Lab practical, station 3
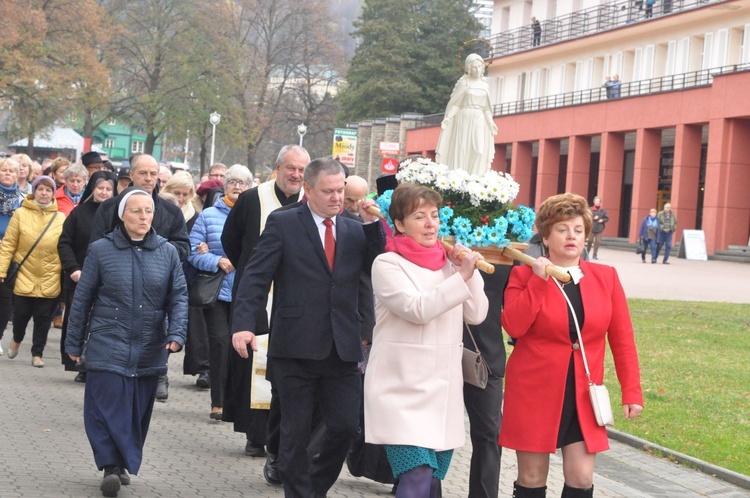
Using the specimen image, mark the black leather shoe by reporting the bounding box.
[263,453,282,485]
[195,372,210,389]
[156,373,168,401]
[245,441,266,457]
[74,371,87,383]
[116,467,130,486]
[100,467,121,497]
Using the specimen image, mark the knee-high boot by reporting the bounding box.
[561,483,594,497]
[513,481,547,497]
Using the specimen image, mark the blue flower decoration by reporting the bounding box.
[376,190,395,229]
[451,216,473,236]
[439,205,454,223]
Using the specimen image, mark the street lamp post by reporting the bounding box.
[297,123,307,147]
[209,112,221,165]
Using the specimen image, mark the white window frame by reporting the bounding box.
[104,139,115,149]
[131,141,144,154]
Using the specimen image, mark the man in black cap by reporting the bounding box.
[116,168,131,194]
[81,151,105,177]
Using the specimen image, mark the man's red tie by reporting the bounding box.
[323,219,335,270]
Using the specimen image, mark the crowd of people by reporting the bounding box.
[0,146,644,498]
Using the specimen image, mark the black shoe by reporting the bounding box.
[196,372,210,389]
[116,467,130,486]
[263,453,282,485]
[156,373,169,401]
[74,371,87,383]
[663,261,670,264]
[101,467,121,497]
[245,441,266,457]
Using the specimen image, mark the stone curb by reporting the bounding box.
[607,428,750,491]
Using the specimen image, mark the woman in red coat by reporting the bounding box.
[500,193,643,498]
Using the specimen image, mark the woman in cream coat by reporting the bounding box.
[365,183,488,498]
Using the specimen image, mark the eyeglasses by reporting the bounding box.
[226,179,249,187]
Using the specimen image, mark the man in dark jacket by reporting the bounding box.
[89,154,189,261]
[585,196,608,260]
[220,144,309,481]
[89,154,190,401]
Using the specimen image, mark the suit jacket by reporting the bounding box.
[499,260,643,453]
[231,203,384,362]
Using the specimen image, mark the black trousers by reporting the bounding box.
[60,288,78,371]
[273,350,361,498]
[182,306,210,375]
[0,283,12,341]
[203,301,230,408]
[464,376,504,498]
[12,294,57,357]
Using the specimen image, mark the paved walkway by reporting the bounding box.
[1,250,748,497]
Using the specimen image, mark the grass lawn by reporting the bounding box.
[604,298,750,476]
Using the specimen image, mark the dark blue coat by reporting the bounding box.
[65,226,188,378]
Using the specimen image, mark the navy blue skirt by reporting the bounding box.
[84,371,158,474]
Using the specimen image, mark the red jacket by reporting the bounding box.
[54,185,77,216]
[500,260,643,453]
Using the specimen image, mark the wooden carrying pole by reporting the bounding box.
[364,205,570,282]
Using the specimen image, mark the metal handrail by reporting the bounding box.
[411,63,750,128]
[487,0,721,58]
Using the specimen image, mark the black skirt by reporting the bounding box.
[556,280,585,448]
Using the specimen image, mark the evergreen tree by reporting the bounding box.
[337,0,482,122]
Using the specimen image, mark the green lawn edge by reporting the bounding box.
[604,298,750,476]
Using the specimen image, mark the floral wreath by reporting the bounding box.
[376,158,535,248]
[456,38,494,73]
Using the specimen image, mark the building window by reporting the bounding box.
[109,118,117,125]
[131,141,144,154]
[104,139,115,149]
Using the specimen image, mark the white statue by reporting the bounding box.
[435,53,498,176]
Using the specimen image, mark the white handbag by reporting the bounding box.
[554,278,615,427]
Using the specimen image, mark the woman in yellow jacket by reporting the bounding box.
[0,176,65,367]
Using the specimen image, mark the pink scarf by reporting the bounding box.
[385,234,447,271]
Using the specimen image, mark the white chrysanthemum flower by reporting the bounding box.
[434,175,450,190]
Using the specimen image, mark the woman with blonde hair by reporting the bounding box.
[160,171,201,230]
[0,157,26,355]
[501,193,643,498]
[160,171,209,389]
[10,154,34,196]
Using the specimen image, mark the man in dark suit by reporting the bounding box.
[231,157,384,498]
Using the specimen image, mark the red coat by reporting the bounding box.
[499,260,643,453]
[54,186,76,216]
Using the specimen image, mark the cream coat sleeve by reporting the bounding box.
[372,254,488,326]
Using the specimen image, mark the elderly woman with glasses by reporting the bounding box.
[55,163,89,216]
[188,164,253,420]
[65,187,188,497]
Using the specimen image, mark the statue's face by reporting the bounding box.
[467,60,483,78]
